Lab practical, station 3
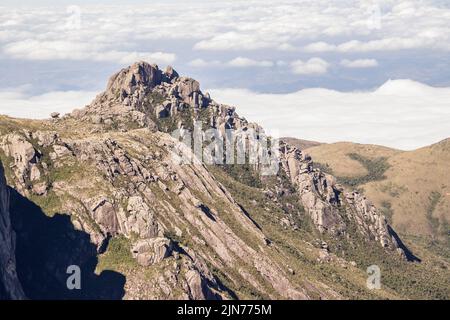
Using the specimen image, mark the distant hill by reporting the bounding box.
[1,62,449,300]
[304,140,450,241]
[281,137,322,150]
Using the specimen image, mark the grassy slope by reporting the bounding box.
[2,115,449,299]
[305,140,450,241]
[209,165,450,300]
[281,137,323,150]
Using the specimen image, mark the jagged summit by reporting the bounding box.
[106,61,179,96]
[103,61,201,107]
[70,60,253,136]
[2,61,440,301]
[66,61,406,256]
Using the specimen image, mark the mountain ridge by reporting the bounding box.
[304,139,450,240]
[0,61,448,300]
[72,61,403,252]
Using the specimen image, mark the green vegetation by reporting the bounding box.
[408,234,450,262]
[211,163,450,300]
[425,191,449,243]
[380,182,407,198]
[210,166,388,299]
[97,236,136,272]
[379,200,394,224]
[337,153,390,187]
[426,191,442,233]
[49,162,83,183]
[220,164,263,188]
[0,150,15,184]
[148,91,165,105]
[313,162,334,175]
[1,109,449,300]
[327,207,450,300]
[28,191,62,217]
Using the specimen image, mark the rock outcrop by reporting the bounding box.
[279,142,402,253]
[0,162,25,300]
[72,61,250,135]
[78,61,403,255]
[131,238,173,267]
[0,61,418,300]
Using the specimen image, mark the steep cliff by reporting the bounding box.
[72,61,403,255]
[0,61,447,300]
[0,162,25,300]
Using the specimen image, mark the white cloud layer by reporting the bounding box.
[0,80,450,150]
[340,59,379,68]
[227,57,274,68]
[1,1,450,62]
[291,58,330,75]
[0,1,449,151]
[209,80,450,150]
[0,1,449,93]
[1,79,450,150]
[3,39,176,65]
[188,59,221,68]
[188,57,275,68]
[0,88,97,119]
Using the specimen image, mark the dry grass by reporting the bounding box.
[305,140,450,238]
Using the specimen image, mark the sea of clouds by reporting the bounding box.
[0,0,449,149]
[210,80,450,150]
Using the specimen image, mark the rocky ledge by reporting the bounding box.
[0,61,417,300]
[69,61,405,256]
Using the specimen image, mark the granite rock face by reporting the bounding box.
[279,142,402,253]
[0,61,415,300]
[0,162,26,300]
[80,61,404,255]
[72,61,250,136]
[131,238,173,267]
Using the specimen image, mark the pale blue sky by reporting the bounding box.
[1,0,450,149]
[1,0,450,93]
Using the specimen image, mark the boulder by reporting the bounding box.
[32,182,48,196]
[131,237,173,267]
[164,65,179,81]
[178,78,200,104]
[90,197,119,234]
[126,196,162,238]
[29,164,41,182]
[0,134,39,186]
[185,269,205,300]
[53,145,72,158]
[31,131,58,147]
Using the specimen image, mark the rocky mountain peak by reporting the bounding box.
[71,60,247,135]
[65,61,408,258]
[1,60,442,300]
[106,61,179,98]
